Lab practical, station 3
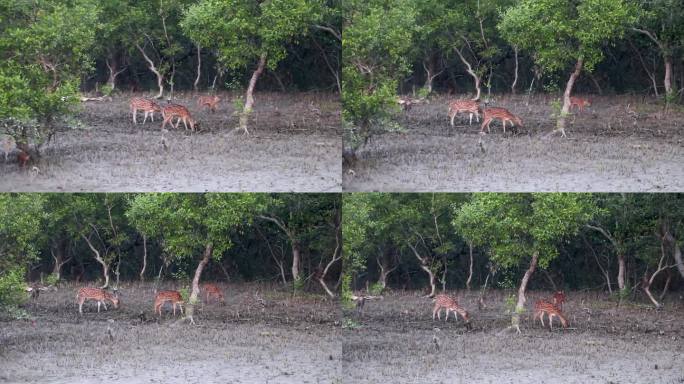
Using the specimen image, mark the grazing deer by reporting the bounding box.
[161,104,198,132]
[130,97,161,124]
[202,283,225,305]
[17,151,30,168]
[154,290,184,316]
[76,287,120,314]
[432,294,471,328]
[2,135,15,161]
[481,107,523,133]
[448,100,481,126]
[197,95,221,113]
[533,299,568,330]
[569,96,591,112]
[552,291,566,311]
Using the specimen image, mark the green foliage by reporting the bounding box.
[342,0,417,149]
[182,0,324,71]
[44,273,60,286]
[340,274,355,308]
[0,0,99,149]
[342,317,361,329]
[454,193,598,269]
[0,267,28,310]
[499,0,637,72]
[368,282,384,296]
[293,276,305,293]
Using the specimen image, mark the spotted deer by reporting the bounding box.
[533,299,568,330]
[197,95,221,113]
[76,287,120,314]
[448,100,481,126]
[161,104,198,132]
[569,96,591,112]
[154,290,184,316]
[481,107,523,133]
[202,283,225,305]
[432,293,471,328]
[130,97,161,124]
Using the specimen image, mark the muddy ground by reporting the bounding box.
[342,290,684,383]
[0,92,341,192]
[0,282,341,383]
[343,94,684,192]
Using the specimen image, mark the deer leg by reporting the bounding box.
[79,299,84,314]
[450,112,455,127]
[97,301,101,313]
[102,301,108,311]
[142,112,149,124]
[469,113,473,125]
[132,109,138,124]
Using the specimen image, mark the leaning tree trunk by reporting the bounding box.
[291,241,302,283]
[408,243,436,297]
[140,235,147,282]
[466,242,474,291]
[554,58,583,138]
[454,47,481,101]
[185,243,213,325]
[50,241,71,280]
[238,53,267,134]
[105,54,126,91]
[511,45,519,94]
[318,216,342,298]
[81,234,110,289]
[194,43,201,92]
[135,43,164,99]
[664,231,684,279]
[512,251,539,333]
[617,253,626,291]
[664,57,673,96]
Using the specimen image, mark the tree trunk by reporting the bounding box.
[617,253,626,291]
[50,241,71,280]
[663,230,683,279]
[135,43,164,99]
[422,57,441,95]
[376,251,396,291]
[511,46,519,94]
[512,251,539,333]
[194,44,201,92]
[185,243,213,325]
[466,243,474,290]
[105,56,126,91]
[291,241,302,282]
[238,53,267,134]
[454,47,481,101]
[555,58,583,138]
[81,234,110,289]
[664,57,673,96]
[140,235,147,282]
[408,243,436,297]
[318,212,342,298]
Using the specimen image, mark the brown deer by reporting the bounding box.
[448,99,481,126]
[569,97,591,112]
[481,107,523,133]
[533,299,568,330]
[161,104,198,132]
[552,291,566,311]
[154,290,184,316]
[18,151,30,168]
[201,283,225,305]
[76,287,120,314]
[130,97,161,124]
[432,293,471,329]
[197,95,221,113]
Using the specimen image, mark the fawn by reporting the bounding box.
[202,283,225,305]
[76,287,120,314]
[2,135,15,162]
[569,97,591,112]
[448,99,481,126]
[161,104,198,132]
[432,293,471,327]
[154,290,184,316]
[17,150,30,168]
[533,300,568,330]
[197,95,221,113]
[130,97,161,124]
[481,107,523,133]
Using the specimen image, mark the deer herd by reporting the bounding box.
[74,283,225,316]
[429,290,568,331]
[130,94,221,133]
[441,96,591,134]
